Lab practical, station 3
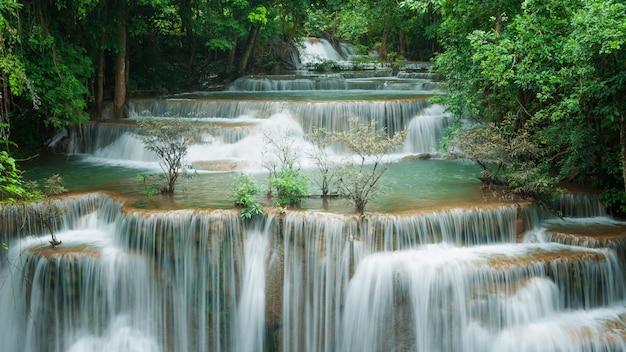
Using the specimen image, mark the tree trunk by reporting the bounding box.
[114,23,127,119]
[96,33,105,118]
[226,33,238,77]
[280,19,299,61]
[179,0,194,69]
[379,16,390,61]
[332,11,339,42]
[398,30,406,59]
[619,114,626,191]
[238,25,260,77]
[1,71,10,146]
[180,0,193,47]
[379,28,388,61]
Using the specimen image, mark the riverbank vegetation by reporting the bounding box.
[1,0,625,214]
[404,0,626,214]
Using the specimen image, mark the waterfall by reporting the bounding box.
[1,194,626,351]
[228,75,349,91]
[67,123,137,154]
[234,222,272,352]
[125,98,430,138]
[402,104,453,154]
[0,209,159,352]
[299,38,352,66]
[281,212,353,352]
[359,205,519,253]
[115,209,244,352]
[227,75,441,93]
[339,242,623,352]
[11,30,626,350]
[0,193,119,257]
[70,99,453,171]
[64,65,448,173]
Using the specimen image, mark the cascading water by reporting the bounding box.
[340,242,624,352]
[70,80,446,172]
[298,37,355,68]
[1,193,626,351]
[402,104,453,154]
[6,40,626,351]
[0,209,161,352]
[234,222,272,352]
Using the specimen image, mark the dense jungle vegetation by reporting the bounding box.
[1,0,626,214]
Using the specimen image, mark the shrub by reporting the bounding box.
[269,166,309,207]
[446,121,563,204]
[231,173,263,220]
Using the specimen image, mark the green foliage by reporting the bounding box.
[1,148,67,247]
[137,118,193,194]
[307,59,344,72]
[23,27,92,129]
[43,174,68,196]
[336,7,369,42]
[302,8,334,37]
[247,5,268,25]
[0,150,43,204]
[599,188,626,217]
[231,173,263,219]
[262,130,300,195]
[135,172,162,196]
[1,147,68,204]
[334,118,407,214]
[447,120,563,203]
[427,0,626,201]
[270,166,309,207]
[0,0,26,97]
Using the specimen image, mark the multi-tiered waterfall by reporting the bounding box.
[2,41,626,351]
[1,194,625,352]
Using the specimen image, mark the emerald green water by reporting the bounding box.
[23,155,482,213]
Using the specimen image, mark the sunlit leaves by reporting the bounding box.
[247,5,268,25]
[0,0,27,97]
[0,151,44,204]
[569,0,626,56]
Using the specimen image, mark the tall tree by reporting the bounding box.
[113,0,128,119]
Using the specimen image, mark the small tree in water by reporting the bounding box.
[308,127,337,198]
[334,118,406,214]
[137,118,193,194]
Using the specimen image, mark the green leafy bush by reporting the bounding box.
[231,173,263,219]
[600,188,626,218]
[0,150,43,204]
[269,166,309,207]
